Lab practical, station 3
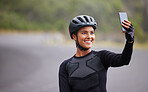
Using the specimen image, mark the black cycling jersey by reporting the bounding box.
[59,41,133,92]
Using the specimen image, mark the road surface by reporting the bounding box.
[0,34,148,92]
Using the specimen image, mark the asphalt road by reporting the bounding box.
[0,34,148,92]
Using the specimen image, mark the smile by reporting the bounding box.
[84,40,92,44]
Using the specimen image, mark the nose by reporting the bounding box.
[87,33,91,39]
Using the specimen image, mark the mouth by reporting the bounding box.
[84,40,92,44]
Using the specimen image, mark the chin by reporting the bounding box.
[84,45,92,49]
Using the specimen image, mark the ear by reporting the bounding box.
[72,34,77,41]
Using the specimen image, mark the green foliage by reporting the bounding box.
[0,0,146,41]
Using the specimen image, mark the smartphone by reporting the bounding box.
[118,12,128,32]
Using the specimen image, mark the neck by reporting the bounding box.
[75,47,91,57]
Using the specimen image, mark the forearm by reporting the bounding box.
[121,41,133,65]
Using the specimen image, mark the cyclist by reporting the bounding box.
[59,15,134,92]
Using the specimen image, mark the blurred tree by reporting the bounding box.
[143,0,148,32]
[0,0,147,41]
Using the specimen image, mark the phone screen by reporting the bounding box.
[118,12,128,32]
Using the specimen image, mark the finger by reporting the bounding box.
[122,21,131,26]
[124,20,131,24]
[122,24,129,29]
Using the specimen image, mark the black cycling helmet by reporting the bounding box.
[69,15,97,39]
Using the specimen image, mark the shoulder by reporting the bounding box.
[93,50,117,59]
[92,50,111,55]
[59,57,73,69]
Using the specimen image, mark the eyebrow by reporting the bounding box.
[80,30,94,32]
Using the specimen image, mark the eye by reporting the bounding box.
[82,31,87,34]
[91,31,94,34]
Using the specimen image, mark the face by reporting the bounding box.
[73,26,95,49]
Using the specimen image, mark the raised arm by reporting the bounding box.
[100,20,135,67]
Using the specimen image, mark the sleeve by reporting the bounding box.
[59,61,71,92]
[100,41,133,67]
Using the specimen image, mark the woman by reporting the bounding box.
[59,15,134,92]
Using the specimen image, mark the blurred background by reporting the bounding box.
[0,0,148,42]
[0,0,148,92]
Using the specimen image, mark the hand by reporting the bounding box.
[122,20,135,43]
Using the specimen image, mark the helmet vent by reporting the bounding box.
[90,17,93,22]
[84,16,89,22]
[77,17,84,23]
[72,20,79,24]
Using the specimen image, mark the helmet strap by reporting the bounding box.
[75,34,89,51]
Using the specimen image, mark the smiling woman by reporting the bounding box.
[59,15,135,92]
[72,26,95,56]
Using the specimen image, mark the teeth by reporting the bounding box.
[85,40,91,43]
